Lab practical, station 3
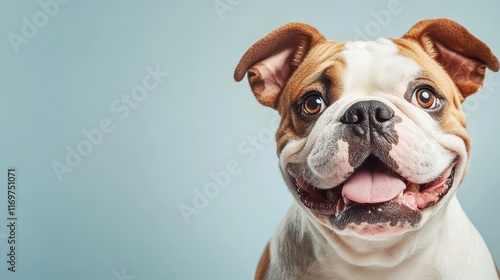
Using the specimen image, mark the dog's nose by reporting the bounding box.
[340,100,395,137]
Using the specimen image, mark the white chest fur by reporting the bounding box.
[268,198,497,280]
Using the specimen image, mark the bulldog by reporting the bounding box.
[234,19,500,280]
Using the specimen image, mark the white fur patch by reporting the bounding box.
[341,39,420,99]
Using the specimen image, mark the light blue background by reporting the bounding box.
[0,0,499,279]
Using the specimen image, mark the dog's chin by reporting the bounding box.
[288,156,457,236]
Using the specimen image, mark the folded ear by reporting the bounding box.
[403,18,499,101]
[234,22,326,108]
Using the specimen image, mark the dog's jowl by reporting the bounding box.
[234,19,499,280]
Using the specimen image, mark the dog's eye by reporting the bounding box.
[302,93,325,115]
[411,87,439,109]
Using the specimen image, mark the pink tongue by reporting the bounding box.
[342,168,406,204]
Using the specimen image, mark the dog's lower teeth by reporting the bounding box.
[343,197,353,206]
[398,190,404,199]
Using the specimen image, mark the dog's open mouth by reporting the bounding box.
[289,156,456,219]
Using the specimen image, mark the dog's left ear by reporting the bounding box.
[403,18,499,101]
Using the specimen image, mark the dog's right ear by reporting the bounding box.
[234,23,326,108]
[403,18,499,101]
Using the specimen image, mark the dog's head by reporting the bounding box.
[234,19,498,239]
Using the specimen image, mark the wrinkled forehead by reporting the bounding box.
[279,38,458,105]
[341,39,421,96]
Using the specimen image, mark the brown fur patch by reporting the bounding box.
[255,242,271,280]
[496,262,500,279]
[275,42,346,154]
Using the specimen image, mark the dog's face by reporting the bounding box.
[235,20,498,238]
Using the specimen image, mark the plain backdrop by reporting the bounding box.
[0,1,499,279]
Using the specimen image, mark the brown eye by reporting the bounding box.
[412,87,438,109]
[302,93,325,115]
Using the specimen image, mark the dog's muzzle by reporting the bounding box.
[288,100,457,229]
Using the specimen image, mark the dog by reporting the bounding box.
[234,19,499,279]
